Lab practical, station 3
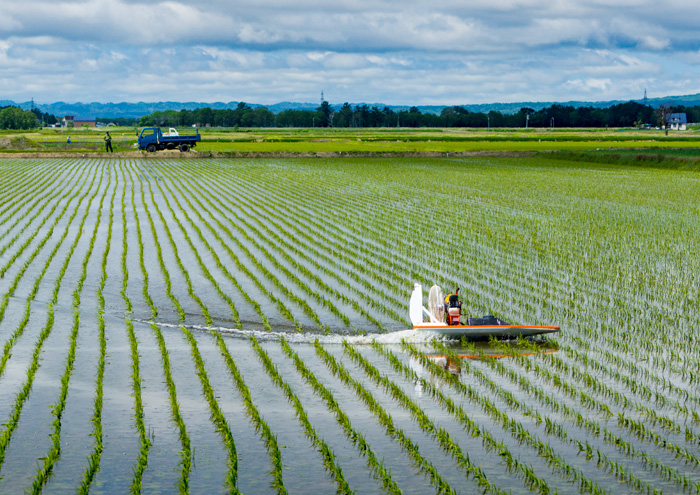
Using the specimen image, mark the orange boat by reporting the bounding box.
[409,283,560,338]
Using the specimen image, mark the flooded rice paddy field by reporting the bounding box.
[0,156,698,494]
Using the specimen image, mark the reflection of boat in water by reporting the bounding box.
[410,283,560,339]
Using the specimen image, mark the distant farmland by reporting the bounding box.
[0,156,698,494]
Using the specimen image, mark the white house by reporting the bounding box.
[668,113,687,131]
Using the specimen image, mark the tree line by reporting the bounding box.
[1,101,698,130]
[137,101,698,129]
[0,106,58,130]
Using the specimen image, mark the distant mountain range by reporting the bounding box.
[4,93,700,119]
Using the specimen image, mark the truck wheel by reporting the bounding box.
[146,144,157,153]
[166,143,175,150]
[179,144,190,152]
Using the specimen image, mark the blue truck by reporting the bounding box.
[138,127,201,152]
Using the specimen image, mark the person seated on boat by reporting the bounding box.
[444,288,462,325]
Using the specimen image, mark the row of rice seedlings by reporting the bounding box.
[148,165,293,331]
[347,342,542,495]
[0,159,71,240]
[140,165,239,325]
[459,340,700,494]
[560,334,700,419]
[117,162,151,493]
[133,166,242,491]
[178,163,409,331]
[124,163,157,320]
[556,337,700,428]
[197,163,409,322]
[166,181,318,331]
[0,164,97,376]
[523,344,700,462]
[179,162,407,309]
[505,338,700,462]
[139,164,266,330]
[0,163,102,470]
[137,165,211,323]
[250,336,353,494]
[125,163,191,492]
[148,320,192,493]
[312,340,456,495]
[31,164,111,493]
[0,159,32,200]
[157,164,352,331]
[213,332,286,494]
[400,341,617,495]
[78,169,119,493]
[205,165,409,303]
[423,341,669,495]
[0,160,84,276]
[0,159,51,222]
[166,162,391,330]
[180,327,239,493]
[279,338,400,494]
[135,167,185,321]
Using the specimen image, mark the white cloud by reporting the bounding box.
[1,0,699,104]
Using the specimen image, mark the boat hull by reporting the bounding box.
[413,324,559,338]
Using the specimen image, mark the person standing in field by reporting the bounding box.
[104,131,113,152]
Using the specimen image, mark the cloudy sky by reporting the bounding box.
[2,0,700,105]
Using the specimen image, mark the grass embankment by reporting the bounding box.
[1,127,699,156]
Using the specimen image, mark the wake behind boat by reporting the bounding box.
[409,283,559,338]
